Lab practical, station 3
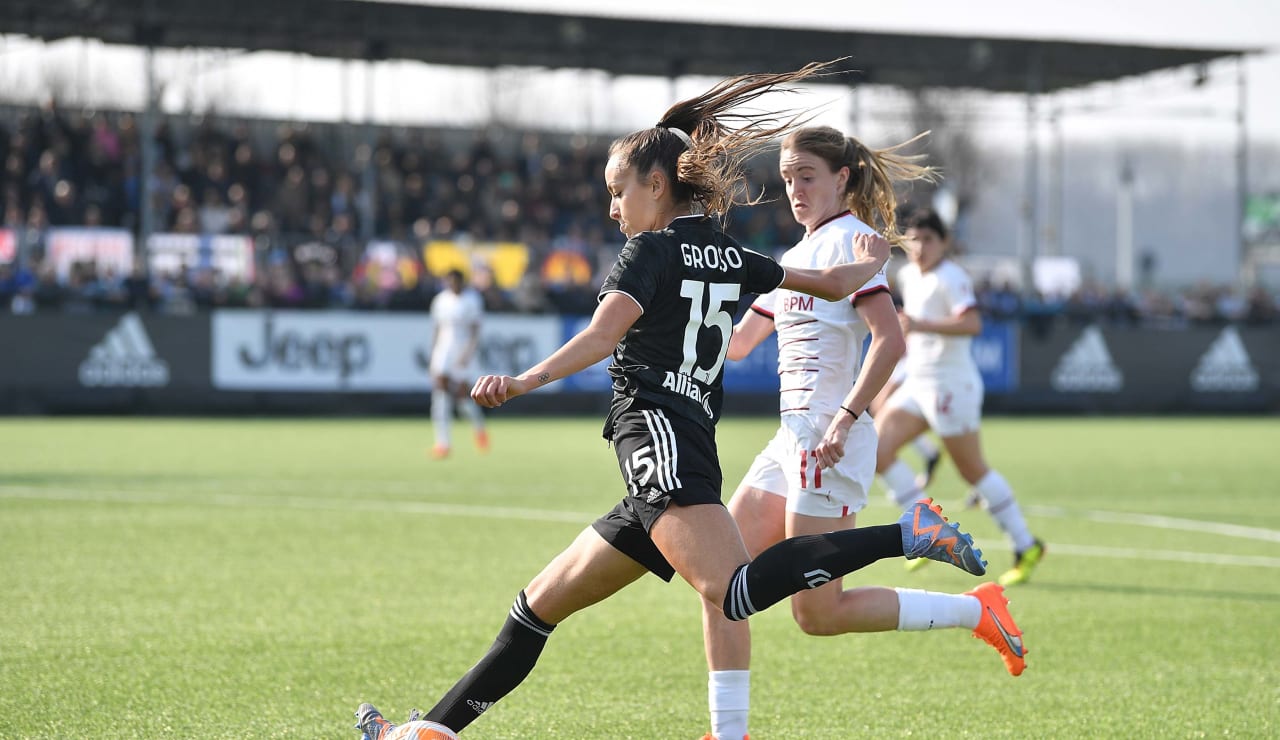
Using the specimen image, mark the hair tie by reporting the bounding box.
[664,126,694,149]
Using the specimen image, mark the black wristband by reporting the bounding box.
[840,405,862,418]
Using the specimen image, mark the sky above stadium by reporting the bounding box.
[369,0,1279,139]
[390,0,1276,50]
[1,0,1276,145]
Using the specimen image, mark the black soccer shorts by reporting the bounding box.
[591,404,724,581]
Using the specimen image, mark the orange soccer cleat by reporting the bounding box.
[966,582,1027,676]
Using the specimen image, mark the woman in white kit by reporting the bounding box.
[875,207,1045,585]
[698,129,1026,740]
[428,268,489,459]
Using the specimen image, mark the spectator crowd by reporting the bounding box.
[0,101,1276,326]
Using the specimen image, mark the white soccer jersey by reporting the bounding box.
[751,212,889,417]
[897,258,978,379]
[429,287,483,376]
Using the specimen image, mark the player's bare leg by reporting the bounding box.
[941,430,1044,585]
[450,379,489,453]
[875,407,930,509]
[430,375,453,459]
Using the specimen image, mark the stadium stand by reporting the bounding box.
[0,102,1276,325]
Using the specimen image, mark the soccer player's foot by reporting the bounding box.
[998,539,1046,586]
[475,429,490,453]
[900,498,987,576]
[966,582,1027,676]
[963,489,983,509]
[354,703,396,740]
[430,443,450,460]
[915,450,943,489]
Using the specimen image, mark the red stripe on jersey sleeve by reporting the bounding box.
[850,284,890,305]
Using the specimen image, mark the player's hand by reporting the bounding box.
[814,423,849,469]
[852,232,891,270]
[471,374,529,407]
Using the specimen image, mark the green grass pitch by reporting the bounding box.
[1,415,1277,738]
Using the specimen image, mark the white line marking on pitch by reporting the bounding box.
[1025,504,1280,543]
[3,485,1279,569]
[0,486,592,524]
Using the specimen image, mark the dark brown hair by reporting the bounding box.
[781,126,937,243]
[608,61,839,217]
[902,206,949,241]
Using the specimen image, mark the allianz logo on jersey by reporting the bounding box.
[78,312,170,387]
[1051,325,1122,392]
[1191,327,1259,392]
[662,371,714,418]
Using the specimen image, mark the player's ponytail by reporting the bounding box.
[609,60,841,217]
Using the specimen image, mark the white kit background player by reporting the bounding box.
[698,128,1026,740]
[870,353,945,489]
[428,268,489,459]
[874,207,1045,586]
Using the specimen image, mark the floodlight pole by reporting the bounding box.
[1048,101,1064,257]
[360,45,383,243]
[139,45,159,263]
[1236,55,1250,287]
[1020,55,1043,293]
[849,83,861,136]
[1117,157,1135,291]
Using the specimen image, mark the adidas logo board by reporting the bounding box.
[1191,327,1259,392]
[1050,325,1122,392]
[78,312,170,387]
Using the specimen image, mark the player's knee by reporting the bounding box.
[703,582,731,616]
[954,460,989,486]
[792,600,842,636]
[875,449,896,473]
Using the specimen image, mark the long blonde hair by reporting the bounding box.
[781,126,938,243]
[608,60,840,217]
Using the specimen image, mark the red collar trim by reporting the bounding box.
[810,210,852,234]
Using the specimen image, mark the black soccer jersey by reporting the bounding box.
[598,215,785,437]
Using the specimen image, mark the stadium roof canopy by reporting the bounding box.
[0,0,1253,93]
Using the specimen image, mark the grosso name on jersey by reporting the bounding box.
[680,241,743,272]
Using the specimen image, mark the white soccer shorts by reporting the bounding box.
[738,412,877,518]
[884,373,984,438]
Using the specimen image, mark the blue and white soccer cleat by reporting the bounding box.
[899,497,987,576]
[355,702,395,740]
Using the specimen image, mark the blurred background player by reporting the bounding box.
[875,207,1045,586]
[870,355,944,489]
[428,268,488,459]
[699,127,1024,740]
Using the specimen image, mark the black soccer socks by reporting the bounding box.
[425,590,555,731]
[722,523,904,620]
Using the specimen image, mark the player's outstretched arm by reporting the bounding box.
[471,293,641,408]
[726,309,774,361]
[780,233,890,301]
